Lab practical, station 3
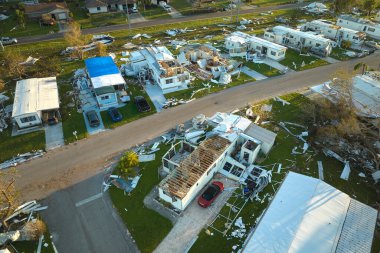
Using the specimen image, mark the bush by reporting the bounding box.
[341,40,352,49]
[118,151,139,178]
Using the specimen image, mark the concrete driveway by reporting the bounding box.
[153,176,239,253]
[41,172,139,253]
[83,109,105,135]
[45,122,64,150]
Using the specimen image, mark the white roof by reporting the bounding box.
[310,20,363,35]
[12,77,59,117]
[229,31,287,51]
[273,25,332,44]
[208,112,252,142]
[243,172,377,253]
[244,123,277,145]
[90,74,126,89]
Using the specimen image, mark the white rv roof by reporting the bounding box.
[273,25,332,43]
[230,31,287,51]
[310,20,364,35]
[12,77,59,117]
[242,172,377,253]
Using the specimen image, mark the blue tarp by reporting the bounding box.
[84,56,120,78]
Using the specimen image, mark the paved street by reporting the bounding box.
[17,3,300,45]
[41,173,139,253]
[12,53,379,253]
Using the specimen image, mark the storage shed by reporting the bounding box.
[12,77,59,129]
[244,123,277,154]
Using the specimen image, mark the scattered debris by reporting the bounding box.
[111,175,141,193]
[274,96,290,106]
[0,150,44,170]
[358,172,365,178]
[138,154,155,162]
[261,104,272,112]
[317,161,324,180]
[20,56,39,65]
[340,162,351,180]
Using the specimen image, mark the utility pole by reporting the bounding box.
[125,0,131,31]
[236,0,241,25]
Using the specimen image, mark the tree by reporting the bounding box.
[64,22,90,60]
[363,0,375,15]
[332,0,356,13]
[0,79,5,92]
[0,169,19,230]
[354,62,368,74]
[96,42,107,56]
[4,49,25,79]
[15,9,25,28]
[118,151,139,178]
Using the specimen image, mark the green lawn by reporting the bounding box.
[280,49,329,71]
[0,128,45,163]
[12,228,55,253]
[244,61,282,77]
[246,0,296,6]
[139,5,171,20]
[165,73,254,101]
[100,83,156,129]
[330,47,352,61]
[109,143,173,253]
[0,13,58,37]
[190,93,379,253]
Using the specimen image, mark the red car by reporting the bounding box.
[198,181,224,208]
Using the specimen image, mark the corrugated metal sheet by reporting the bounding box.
[12,77,59,117]
[244,123,277,146]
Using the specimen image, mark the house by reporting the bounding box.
[225,31,287,60]
[301,2,329,14]
[311,71,380,118]
[302,19,366,46]
[264,25,333,56]
[151,0,169,5]
[12,77,59,129]
[178,44,241,83]
[337,15,380,40]
[85,0,136,14]
[243,123,277,154]
[84,56,126,109]
[242,172,378,253]
[125,46,191,94]
[24,2,69,21]
[158,113,276,210]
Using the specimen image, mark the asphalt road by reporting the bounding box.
[15,52,380,201]
[41,172,139,253]
[17,3,300,44]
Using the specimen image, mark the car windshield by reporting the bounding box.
[202,185,220,201]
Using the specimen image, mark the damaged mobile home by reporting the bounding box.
[225,31,287,60]
[302,19,366,46]
[158,113,276,210]
[12,77,60,129]
[337,15,380,40]
[124,46,191,94]
[178,44,241,84]
[242,172,378,253]
[311,71,380,118]
[84,56,126,109]
[264,25,333,56]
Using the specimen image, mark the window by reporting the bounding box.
[368,27,376,32]
[353,36,359,40]
[97,6,101,10]
[339,20,342,23]
[101,95,109,100]
[243,152,250,161]
[270,51,276,56]
[316,43,321,47]
[165,79,173,84]
[256,46,261,50]
[279,51,284,56]
[328,30,331,33]
[20,116,37,123]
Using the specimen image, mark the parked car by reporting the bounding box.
[108,107,122,122]
[86,110,100,127]
[0,37,17,45]
[163,5,172,12]
[127,7,138,14]
[198,181,224,208]
[134,96,151,113]
[47,111,59,125]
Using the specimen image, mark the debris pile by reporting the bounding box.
[230,217,247,239]
[0,150,44,170]
[0,201,48,248]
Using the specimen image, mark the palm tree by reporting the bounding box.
[354,62,368,74]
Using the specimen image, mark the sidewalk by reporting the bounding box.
[241,66,268,80]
